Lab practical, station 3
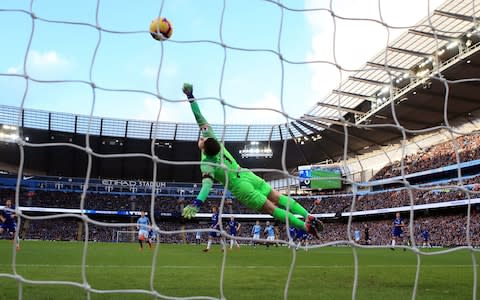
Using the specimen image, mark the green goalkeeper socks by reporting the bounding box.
[278,195,309,218]
[272,207,306,231]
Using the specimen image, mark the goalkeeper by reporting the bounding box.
[181,83,323,238]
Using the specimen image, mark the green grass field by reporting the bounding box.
[0,240,477,299]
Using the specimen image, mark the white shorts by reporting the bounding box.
[267,236,275,241]
[138,229,148,239]
[253,234,260,240]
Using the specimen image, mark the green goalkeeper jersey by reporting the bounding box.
[190,101,272,211]
[191,101,241,201]
[188,98,311,232]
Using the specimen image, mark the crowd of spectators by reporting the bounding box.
[374,132,480,179]
[23,218,79,241]
[298,175,480,214]
[0,190,181,212]
[320,213,480,247]
[9,212,480,247]
[2,131,480,248]
[0,174,479,216]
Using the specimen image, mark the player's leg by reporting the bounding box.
[14,233,20,250]
[268,188,323,233]
[267,189,309,218]
[261,200,307,231]
[11,227,20,250]
[229,234,239,249]
[297,238,304,251]
[219,236,226,252]
[205,236,212,252]
[138,232,145,250]
[270,236,276,247]
[252,233,259,247]
[138,230,148,250]
[295,240,301,251]
[204,235,213,252]
[231,177,310,233]
[248,173,311,220]
[391,231,400,250]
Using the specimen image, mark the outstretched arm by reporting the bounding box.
[183,83,216,140]
[197,174,213,202]
[182,166,215,219]
[181,83,217,219]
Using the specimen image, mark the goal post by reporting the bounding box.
[115,230,138,243]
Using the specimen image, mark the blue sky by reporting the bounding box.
[0,0,444,125]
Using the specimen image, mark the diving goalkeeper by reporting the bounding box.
[181,83,323,238]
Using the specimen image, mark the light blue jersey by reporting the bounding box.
[137,216,150,231]
[265,225,275,238]
[354,230,361,241]
[252,224,261,235]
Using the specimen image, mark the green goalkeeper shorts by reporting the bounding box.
[229,170,272,211]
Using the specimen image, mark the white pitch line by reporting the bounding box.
[0,264,476,269]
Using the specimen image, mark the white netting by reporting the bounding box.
[115,230,137,243]
[0,0,480,299]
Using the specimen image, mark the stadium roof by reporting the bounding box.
[303,0,480,126]
[292,0,480,161]
[0,105,290,142]
[1,0,480,161]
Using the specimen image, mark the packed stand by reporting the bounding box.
[0,189,181,213]
[0,180,478,215]
[374,133,480,179]
[5,212,479,247]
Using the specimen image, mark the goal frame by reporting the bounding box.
[115,230,138,243]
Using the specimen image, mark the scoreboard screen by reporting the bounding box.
[298,165,342,190]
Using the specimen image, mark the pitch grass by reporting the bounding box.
[0,241,478,299]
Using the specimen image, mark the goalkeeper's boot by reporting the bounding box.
[308,215,323,232]
[305,215,320,239]
[203,248,210,252]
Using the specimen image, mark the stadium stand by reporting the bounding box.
[373,132,480,179]
[14,212,480,248]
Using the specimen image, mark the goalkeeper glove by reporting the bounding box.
[182,83,194,100]
[182,199,202,219]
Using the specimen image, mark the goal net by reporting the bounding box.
[0,0,479,299]
[115,231,138,243]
